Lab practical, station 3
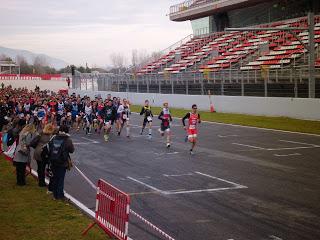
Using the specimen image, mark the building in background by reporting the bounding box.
[170,0,320,36]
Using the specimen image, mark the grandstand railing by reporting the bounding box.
[73,66,320,98]
[160,34,194,56]
[170,0,220,15]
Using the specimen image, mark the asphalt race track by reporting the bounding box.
[63,113,320,240]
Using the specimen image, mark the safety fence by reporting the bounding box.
[81,176,176,240]
[1,132,176,240]
[83,179,130,240]
[72,66,320,98]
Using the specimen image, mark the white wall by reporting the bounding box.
[0,79,67,92]
[72,90,320,120]
[1,79,318,120]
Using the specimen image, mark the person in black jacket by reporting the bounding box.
[158,102,173,148]
[0,104,9,132]
[49,125,74,200]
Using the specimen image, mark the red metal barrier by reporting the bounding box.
[83,179,130,240]
[0,74,63,80]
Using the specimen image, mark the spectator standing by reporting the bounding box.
[30,123,55,187]
[49,125,74,200]
[13,124,36,186]
[66,77,71,89]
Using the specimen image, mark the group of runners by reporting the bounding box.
[0,86,201,154]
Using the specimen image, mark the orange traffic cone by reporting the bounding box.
[208,90,216,113]
[210,103,215,113]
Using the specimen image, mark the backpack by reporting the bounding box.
[41,143,50,163]
[18,133,31,156]
[48,136,68,165]
[7,128,19,147]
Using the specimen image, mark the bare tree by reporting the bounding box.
[0,54,13,62]
[16,55,32,74]
[33,55,48,74]
[110,52,125,69]
[151,51,162,62]
[131,49,138,69]
[33,55,48,67]
[137,49,150,67]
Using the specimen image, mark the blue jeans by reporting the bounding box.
[52,166,66,199]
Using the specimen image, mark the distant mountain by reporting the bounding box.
[0,46,69,70]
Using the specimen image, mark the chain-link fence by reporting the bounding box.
[72,66,320,98]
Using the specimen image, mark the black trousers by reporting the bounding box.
[52,166,66,199]
[15,162,27,186]
[36,160,46,187]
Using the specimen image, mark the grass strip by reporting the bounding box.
[0,156,108,240]
[130,105,320,135]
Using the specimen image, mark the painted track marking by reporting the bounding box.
[127,176,165,194]
[163,173,194,177]
[195,172,246,188]
[127,172,247,195]
[81,136,99,143]
[232,143,266,150]
[233,140,320,151]
[279,139,320,147]
[274,153,301,157]
[218,134,239,138]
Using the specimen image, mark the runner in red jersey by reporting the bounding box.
[182,104,201,154]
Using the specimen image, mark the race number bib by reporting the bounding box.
[147,116,152,122]
[189,125,196,130]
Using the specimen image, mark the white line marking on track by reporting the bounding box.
[274,153,301,157]
[136,176,151,180]
[165,186,245,195]
[201,119,320,137]
[232,142,320,151]
[74,142,96,145]
[279,139,320,147]
[167,152,180,155]
[81,137,99,143]
[127,176,165,194]
[269,235,283,240]
[195,172,247,188]
[163,173,194,177]
[267,146,320,151]
[232,143,266,150]
[154,152,180,156]
[131,111,320,137]
[128,172,247,195]
[218,134,239,138]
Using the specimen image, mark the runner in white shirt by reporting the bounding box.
[117,98,131,138]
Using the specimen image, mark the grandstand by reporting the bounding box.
[75,0,320,98]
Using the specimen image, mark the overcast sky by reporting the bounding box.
[0,0,191,67]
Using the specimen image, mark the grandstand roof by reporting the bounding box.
[170,0,267,22]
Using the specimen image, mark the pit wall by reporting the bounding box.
[72,89,320,121]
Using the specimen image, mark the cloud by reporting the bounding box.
[0,0,191,66]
